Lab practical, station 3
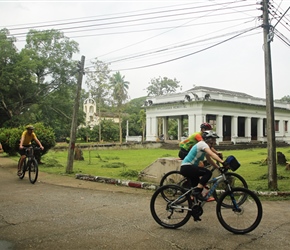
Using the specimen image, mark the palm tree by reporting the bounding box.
[109,71,129,143]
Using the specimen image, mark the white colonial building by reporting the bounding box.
[145,86,290,145]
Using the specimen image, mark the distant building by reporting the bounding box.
[83,94,119,128]
[144,86,290,144]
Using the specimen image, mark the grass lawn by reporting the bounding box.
[27,146,290,192]
[9,145,290,192]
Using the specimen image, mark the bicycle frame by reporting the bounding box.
[19,145,40,184]
[168,169,236,211]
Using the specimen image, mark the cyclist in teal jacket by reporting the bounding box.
[180,130,225,201]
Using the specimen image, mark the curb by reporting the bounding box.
[75,174,158,190]
[75,174,290,196]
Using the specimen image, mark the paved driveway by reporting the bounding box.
[1,156,290,250]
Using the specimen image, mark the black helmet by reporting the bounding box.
[200,122,212,130]
[202,130,219,140]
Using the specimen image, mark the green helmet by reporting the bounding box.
[25,125,34,130]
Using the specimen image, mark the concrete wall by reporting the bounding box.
[138,157,181,184]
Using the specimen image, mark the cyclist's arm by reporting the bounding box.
[204,148,223,168]
[19,136,25,149]
[34,137,44,150]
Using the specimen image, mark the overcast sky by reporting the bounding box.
[1,0,289,100]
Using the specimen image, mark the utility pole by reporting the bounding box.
[262,0,277,189]
[66,55,85,174]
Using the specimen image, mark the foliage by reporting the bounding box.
[0,28,34,126]
[85,59,111,142]
[85,120,119,142]
[0,123,56,156]
[280,95,290,103]
[77,127,92,141]
[168,119,178,139]
[146,76,181,96]
[138,109,146,141]
[100,119,120,141]
[109,71,130,143]
[120,169,139,178]
[0,28,82,140]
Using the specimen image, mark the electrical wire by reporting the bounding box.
[86,26,261,72]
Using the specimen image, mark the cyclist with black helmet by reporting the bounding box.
[180,130,225,201]
[18,125,44,176]
[178,122,221,160]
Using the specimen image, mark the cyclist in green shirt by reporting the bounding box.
[178,122,213,160]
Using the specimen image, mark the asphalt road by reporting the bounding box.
[1,156,290,250]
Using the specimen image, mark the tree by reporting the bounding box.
[123,96,146,137]
[0,29,80,128]
[280,95,290,103]
[146,76,181,96]
[0,28,35,127]
[85,59,111,142]
[138,109,146,142]
[109,71,129,143]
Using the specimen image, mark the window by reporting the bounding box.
[285,121,288,132]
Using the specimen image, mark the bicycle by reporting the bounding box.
[150,165,263,234]
[159,156,248,204]
[18,145,40,184]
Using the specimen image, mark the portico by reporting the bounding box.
[145,86,290,145]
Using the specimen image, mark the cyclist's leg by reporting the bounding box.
[198,167,212,186]
[180,164,200,188]
[187,166,212,201]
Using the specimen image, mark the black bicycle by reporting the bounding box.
[18,146,40,184]
[159,156,247,204]
[150,166,263,234]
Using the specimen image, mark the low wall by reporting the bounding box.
[138,157,182,184]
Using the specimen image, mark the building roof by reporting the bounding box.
[187,86,253,98]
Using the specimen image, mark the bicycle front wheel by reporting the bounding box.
[150,185,192,229]
[28,159,38,184]
[18,158,26,179]
[212,172,248,207]
[216,187,263,234]
[160,170,192,189]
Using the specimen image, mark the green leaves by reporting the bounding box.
[0,28,80,131]
[146,76,181,96]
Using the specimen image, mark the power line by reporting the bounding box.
[85,26,261,72]
[2,0,249,31]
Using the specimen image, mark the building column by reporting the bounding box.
[162,117,168,140]
[231,116,238,144]
[245,117,251,142]
[146,116,158,141]
[216,115,223,144]
[188,115,196,135]
[177,116,183,140]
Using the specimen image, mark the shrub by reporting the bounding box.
[0,123,56,156]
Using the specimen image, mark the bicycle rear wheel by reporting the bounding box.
[212,172,248,207]
[28,159,38,184]
[160,170,192,189]
[150,185,192,229]
[216,187,263,234]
